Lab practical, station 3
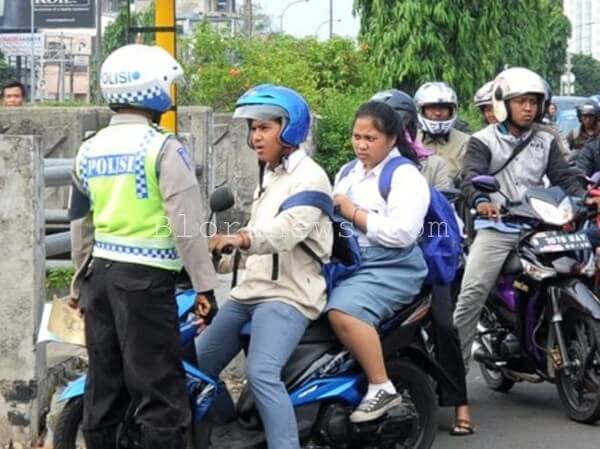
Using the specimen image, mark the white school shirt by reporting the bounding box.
[333,148,430,248]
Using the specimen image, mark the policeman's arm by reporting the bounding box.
[157,138,217,293]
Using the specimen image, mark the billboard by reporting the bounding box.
[0,0,96,30]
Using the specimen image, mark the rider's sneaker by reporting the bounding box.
[349,390,403,423]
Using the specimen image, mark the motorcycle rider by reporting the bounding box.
[473,81,498,126]
[68,44,216,449]
[371,89,452,189]
[567,98,600,152]
[414,81,470,180]
[199,84,333,449]
[453,68,589,379]
[371,89,473,435]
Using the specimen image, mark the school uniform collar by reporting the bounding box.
[353,148,400,178]
[269,148,307,174]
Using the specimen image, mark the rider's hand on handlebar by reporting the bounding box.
[208,233,250,257]
[476,202,501,219]
[585,196,600,210]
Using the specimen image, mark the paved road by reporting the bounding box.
[432,363,600,449]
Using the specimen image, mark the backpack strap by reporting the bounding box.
[271,190,334,276]
[378,156,414,201]
[338,159,359,182]
[278,190,334,219]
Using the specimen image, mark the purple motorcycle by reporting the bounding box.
[471,175,600,424]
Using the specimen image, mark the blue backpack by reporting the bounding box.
[278,191,362,295]
[338,156,462,285]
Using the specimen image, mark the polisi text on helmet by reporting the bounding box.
[102,71,141,85]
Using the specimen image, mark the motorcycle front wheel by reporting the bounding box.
[53,397,85,449]
[556,312,600,424]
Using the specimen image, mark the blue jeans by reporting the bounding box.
[194,299,309,449]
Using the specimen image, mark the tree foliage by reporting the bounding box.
[572,54,600,97]
[353,0,570,102]
[182,23,376,177]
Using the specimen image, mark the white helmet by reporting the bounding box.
[491,67,545,123]
[100,44,184,114]
[474,81,494,108]
[414,82,458,135]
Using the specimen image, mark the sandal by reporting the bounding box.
[449,418,476,436]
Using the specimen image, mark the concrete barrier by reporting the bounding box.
[0,135,47,445]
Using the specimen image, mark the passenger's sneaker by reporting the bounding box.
[349,390,403,423]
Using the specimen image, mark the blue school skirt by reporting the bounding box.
[325,245,427,327]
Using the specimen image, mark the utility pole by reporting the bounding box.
[329,0,333,38]
[244,0,253,36]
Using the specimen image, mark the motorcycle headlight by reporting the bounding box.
[529,197,573,226]
[521,258,556,281]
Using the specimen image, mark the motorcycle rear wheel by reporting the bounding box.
[556,313,600,424]
[385,358,438,449]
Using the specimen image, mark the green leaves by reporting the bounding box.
[572,54,600,96]
[354,0,570,103]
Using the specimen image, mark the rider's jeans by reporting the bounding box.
[195,299,309,449]
[453,229,520,370]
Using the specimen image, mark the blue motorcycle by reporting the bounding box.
[54,187,451,449]
[53,287,451,449]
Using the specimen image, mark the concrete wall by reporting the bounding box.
[0,135,47,445]
[0,106,214,213]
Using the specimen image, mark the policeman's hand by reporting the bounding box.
[67,297,84,318]
[195,290,218,326]
[476,202,501,219]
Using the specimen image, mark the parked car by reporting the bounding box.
[553,95,587,134]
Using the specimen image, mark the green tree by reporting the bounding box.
[353,0,570,101]
[90,2,155,101]
[571,54,600,97]
[182,23,376,177]
[0,50,17,87]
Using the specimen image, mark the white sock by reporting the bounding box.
[365,381,396,400]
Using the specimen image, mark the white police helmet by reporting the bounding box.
[414,82,458,135]
[100,44,184,114]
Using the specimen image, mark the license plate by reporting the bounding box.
[530,231,591,253]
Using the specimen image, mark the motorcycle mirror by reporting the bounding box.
[210,187,234,213]
[590,171,600,186]
[472,175,500,194]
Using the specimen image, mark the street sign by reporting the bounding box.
[0,33,44,56]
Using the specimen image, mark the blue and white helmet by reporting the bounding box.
[100,44,184,114]
[414,81,458,136]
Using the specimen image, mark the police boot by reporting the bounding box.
[140,426,185,449]
[82,427,118,449]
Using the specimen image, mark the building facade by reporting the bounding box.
[563,0,600,60]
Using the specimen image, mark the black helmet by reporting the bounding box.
[576,98,600,122]
[371,89,418,138]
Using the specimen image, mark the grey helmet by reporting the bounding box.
[371,89,418,138]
